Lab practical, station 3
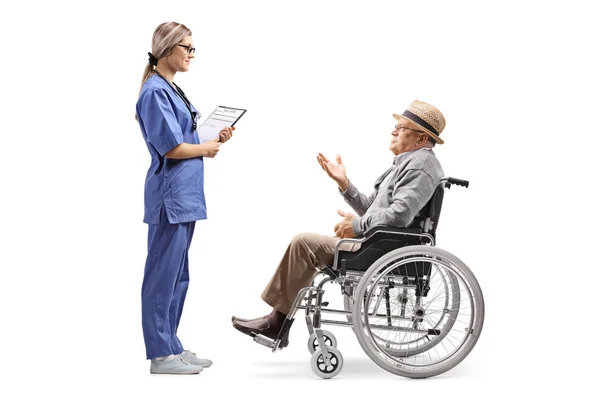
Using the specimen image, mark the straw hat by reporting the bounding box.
[393,100,446,144]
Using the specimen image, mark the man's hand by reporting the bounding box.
[317,153,349,191]
[334,210,356,238]
[219,126,235,143]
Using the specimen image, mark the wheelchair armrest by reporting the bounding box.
[359,225,432,254]
[363,225,423,239]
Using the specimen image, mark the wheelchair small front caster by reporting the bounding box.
[307,330,337,354]
[310,347,343,379]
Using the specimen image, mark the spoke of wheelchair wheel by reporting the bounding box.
[425,268,448,305]
[415,324,430,364]
[390,289,422,345]
[421,286,447,312]
[422,320,451,362]
[449,308,472,326]
[396,304,414,347]
[422,284,443,308]
[453,299,473,324]
[430,264,454,300]
[431,338,444,362]
[455,296,474,308]
[422,311,443,332]
[437,336,451,359]
[396,307,413,346]
[444,329,466,347]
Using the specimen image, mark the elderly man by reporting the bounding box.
[232,100,446,347]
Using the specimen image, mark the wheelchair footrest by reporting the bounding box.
[251,332,289,352]
[250,318,295,351]
[252,333,278,349]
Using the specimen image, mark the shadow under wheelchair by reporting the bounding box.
[251,357,387,379]
[251,357,471,380]
[244,177,484,380]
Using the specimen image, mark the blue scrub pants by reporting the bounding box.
[141,208,195,359]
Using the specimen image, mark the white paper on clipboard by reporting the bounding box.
[197,105,246,143]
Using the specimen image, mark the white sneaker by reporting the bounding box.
[180,350,213,368]
[150,354,203,374]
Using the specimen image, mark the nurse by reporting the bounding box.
[135,21,234,375]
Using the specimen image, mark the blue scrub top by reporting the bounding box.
[136,74,207,224]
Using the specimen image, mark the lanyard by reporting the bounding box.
[154,71,198,131]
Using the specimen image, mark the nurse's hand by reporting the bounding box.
[219,126,235,143]
[202,139,221,158]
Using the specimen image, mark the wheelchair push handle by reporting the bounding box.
[442,177,469,189]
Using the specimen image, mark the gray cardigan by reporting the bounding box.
[341,148,444,236]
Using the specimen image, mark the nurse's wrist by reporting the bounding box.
[200,143,210,156]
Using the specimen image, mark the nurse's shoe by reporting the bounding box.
[150,354,203,374]
[180,350,213,368]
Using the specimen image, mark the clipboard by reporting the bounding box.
[197,105,247,143]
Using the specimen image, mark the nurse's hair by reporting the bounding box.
[139,21,192,93]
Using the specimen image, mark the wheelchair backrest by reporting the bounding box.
[408,183,445,236]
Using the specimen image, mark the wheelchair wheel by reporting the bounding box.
[307,330,337,354]
[310,347,344,379]
[352,245,484,379]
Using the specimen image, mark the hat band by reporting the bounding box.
[402,110,439,135]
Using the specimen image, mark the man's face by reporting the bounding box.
[389,117,428,155]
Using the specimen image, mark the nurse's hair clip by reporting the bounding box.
[148,52,158,66]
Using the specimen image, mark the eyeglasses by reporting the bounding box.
[176,44,196,54]
[394,124,425,134]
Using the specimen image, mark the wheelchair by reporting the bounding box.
[250,177,484,379]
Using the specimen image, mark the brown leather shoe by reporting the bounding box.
[231,309,276,323]
[231,315,264,323]
[232,318,289,347]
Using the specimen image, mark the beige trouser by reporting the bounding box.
[261,233,360,314]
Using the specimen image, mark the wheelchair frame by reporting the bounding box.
[250,177,484,379]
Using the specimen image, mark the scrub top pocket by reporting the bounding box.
[169,179,201,215]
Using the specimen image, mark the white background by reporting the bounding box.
[1,0,598,398]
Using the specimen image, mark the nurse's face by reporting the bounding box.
[165,36,195,73]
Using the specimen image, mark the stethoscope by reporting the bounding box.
[154,71,199,131]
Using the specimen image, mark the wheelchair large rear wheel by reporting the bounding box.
[352,245,484,379]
